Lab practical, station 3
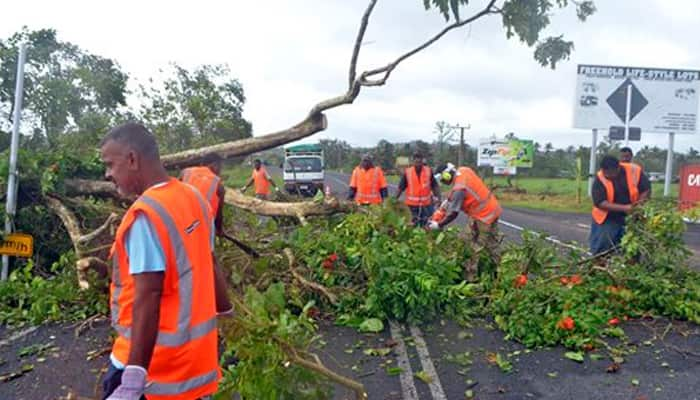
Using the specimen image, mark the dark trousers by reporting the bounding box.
[589,218,625,255]
[409,205,435,227]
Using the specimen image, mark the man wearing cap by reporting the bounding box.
[428,163,502,280]
[348,154,388,205]
[395,152,441,227]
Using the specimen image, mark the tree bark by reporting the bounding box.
[161,113,328,168]
[224,188,355,218]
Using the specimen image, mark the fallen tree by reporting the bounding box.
[3,1,599,397]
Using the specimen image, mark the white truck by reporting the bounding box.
[283,144,325,197]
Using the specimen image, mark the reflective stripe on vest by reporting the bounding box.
[450,167,501,224]
[355,167,381,204]
[111,189,216,347]
[591,163,641,224]
[405,166,432,206]
[181,167,221,215]
[147,370,219,396]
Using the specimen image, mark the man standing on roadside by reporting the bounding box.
[241,159,278,199]
[348,153,388,205]
[395,152,441,226]
[100,122,231,400]
[590,155,651,255]
[620,147,643,171]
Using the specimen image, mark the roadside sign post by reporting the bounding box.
[2,43,27,281]
[624,83,632,146]
[665,132,675,196]
[588,128,597,197]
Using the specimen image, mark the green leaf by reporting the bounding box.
[564,352,584,363]
[415,370,433,384]
[547,372,558,378]
[631,378,640,386]
[358,318,384,333]
[465,389,474,398]
[386,367,403,376]
[363,347,392,357]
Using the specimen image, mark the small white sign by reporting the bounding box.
[493,166,517,175]
[574,64,700,134]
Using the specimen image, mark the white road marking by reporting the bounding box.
[0,326,38,347]
[409,325,447,400]
[389,321,419,400]
[498,219,591,255]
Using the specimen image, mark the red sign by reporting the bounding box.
[680,164,700,210]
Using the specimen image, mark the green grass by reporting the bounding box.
[488,177,679,214]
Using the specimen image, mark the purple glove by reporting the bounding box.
[107,365,147,400]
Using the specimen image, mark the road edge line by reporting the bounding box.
[409,325,447,400]
[389,321,419,400]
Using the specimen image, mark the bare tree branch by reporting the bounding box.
[348,0,379,89]
[78,213,118,244]
[161,113,327,168]
[284,248,339,305]
[360,0,498,87]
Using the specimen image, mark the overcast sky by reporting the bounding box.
[2,0,699,152]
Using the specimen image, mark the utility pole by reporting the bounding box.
[451,124,470,167]
[3,43,27,281]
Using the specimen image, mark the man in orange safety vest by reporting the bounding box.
[348,153,388,205]
[100,122,231,400]
[428,163,502,280]
[241,159,278,199]
[395,152,441,227]
[590,155,650,255]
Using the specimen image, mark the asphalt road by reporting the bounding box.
[1,170,698,400]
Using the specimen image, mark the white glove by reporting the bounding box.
[427,220,440,231]
[240,186,247,192]
[107,365,147,400]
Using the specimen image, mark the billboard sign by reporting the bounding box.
[574,64,700,134]
[478,139,534,168]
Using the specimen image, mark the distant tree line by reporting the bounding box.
[0,28,252,155]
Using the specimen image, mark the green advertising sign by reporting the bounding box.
[504,140,534,167]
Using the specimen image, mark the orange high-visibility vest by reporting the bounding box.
[404,166,433,206]
[180,166,221,217]
[592,163,640,224]
[109,179,219,400]
[350,166,387,205]
[449,167,502,225]
[252,167,270,195]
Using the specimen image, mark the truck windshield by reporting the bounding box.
[285,157,322,173]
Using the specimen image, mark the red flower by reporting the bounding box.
[322,259,334,271]
[557,316,575,331]
[306,306,321,319]
[570,274,582,285]
[513,274,528,288]
[560,277,570,285]
[608,317,620,326]
[328,253,338,262]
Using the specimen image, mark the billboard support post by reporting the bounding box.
[588,128,598,197]
[664,132,675,196]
